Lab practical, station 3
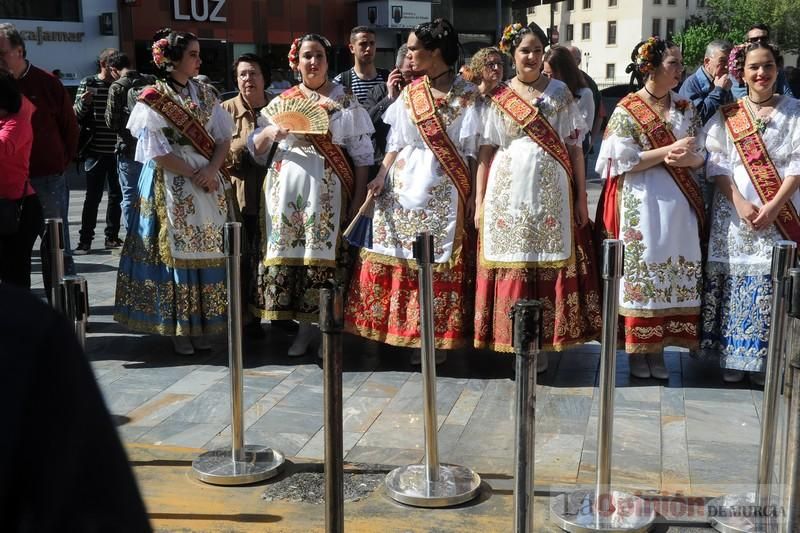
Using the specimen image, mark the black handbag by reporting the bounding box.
[0,196,22,236]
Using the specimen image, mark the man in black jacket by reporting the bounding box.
[363,45,411,174]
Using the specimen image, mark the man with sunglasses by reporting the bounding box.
[731,24,794,99]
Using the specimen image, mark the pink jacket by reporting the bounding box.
[0,96,34,200]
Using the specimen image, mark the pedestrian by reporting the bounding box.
[543,46,594,149]
[595,37,706,379]
[73,48,124,254]
[104,50,155,231]
[702,41,800,384]
[248,33,373,357]
[222,53,273,339]
[678,40,733,126]
[731,24,794,99]
[567,45,602,151]
[468,46,504,96]
[0,70,42,289]
[344,19,481,363]
[362,44,411,176]
[0,23,78,296]
[114,28,236,355]
[473,23,601,368]
[333,26,390,105]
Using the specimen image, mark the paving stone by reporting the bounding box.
[345,445,424,466]
[685,400,760,445]
[295,430,363,460]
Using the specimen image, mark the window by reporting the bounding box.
[553,2,558,12]
[583,0,591,8]
[0,0,81,21]
[566,24,574,41]
[652,18,661,37]
[698,0,706,6]
[582,22,591,40]
[607,21,617,45]
[567,0,575,10]
[609,0,617,6]
[668,0,676,4]
[666,18,675,38]
[654,0,661,4]
[606,63,616,80]
[526,6,536,15]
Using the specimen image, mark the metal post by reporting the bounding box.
[320,286,345,533]
[385,232,481,507]
[44,218,65,313]
[779,268,800,533]
[61,275,89,349]
[193,222,285,485]
[512,301,542,533]
[551,239,654,532]
[707,240,797,533]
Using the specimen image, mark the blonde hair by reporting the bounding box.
[468,47,503,84]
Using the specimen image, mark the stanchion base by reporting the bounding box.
[385,463,481,508]
[192,445,285,486]
[706,493,780,533]
[550,490,655,532]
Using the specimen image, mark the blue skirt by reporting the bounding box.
[114,161,228,337]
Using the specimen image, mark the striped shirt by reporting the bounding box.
[74,75,117,155]
[333,68,388,105]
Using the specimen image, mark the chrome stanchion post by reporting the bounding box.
[551,239,654,532]
[44,218,65,313]
[512,300,542,533]
[193,222,285,485]
[385,231,481,507]
[320,286,345,533]
[61,275,89,349]
[707,240,796,533]
[779,267,800,533]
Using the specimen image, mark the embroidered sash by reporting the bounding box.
[279,86,354,199]
[489,83,573,178]
[138,86,231,180]
[407,77,471,204]
[722,101,800,242]
[620,93,706,235]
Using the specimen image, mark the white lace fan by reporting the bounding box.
[261,97,329,135]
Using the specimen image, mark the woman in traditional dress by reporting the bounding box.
[595,37,706,378]
[702,42,800,383]
[344,18,481,361]
[248,34,373,357]
[115,29,235,355]
[474,23,601,371]
[543,45,595,157]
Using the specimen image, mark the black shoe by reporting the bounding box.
[244,321,266,339]
[74,242,91,255]
[104,236,124,249]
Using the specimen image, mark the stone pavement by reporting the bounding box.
[28,171,778,530]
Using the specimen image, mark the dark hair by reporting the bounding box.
[0,69,22,114]
[730,41,782,84]
[152,28,198,77]
[543,46,587,96]
[748,23,770,38]
[106,51,130,71]
[626,36,678,88]
[413,18,460,66]
[510,22,549,57]
[297,33,334,64]
[233,53,271,85]
[0,23,25,58]
[350,26,375,41]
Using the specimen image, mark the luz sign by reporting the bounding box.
[172,0,227,22]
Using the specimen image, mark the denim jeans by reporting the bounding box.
[117,154,143,231]
[78,154,122,243]
[30,173,75,298]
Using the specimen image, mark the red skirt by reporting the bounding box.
[344,230,473,349]
[474,223,602,352]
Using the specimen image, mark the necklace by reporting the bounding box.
[302,78,327,101]
[515,74,542,94]
[169,77,189,96]
[429,68,453,82]
[643,85,669,111]
[748,93,774,106]
[745,98,772,133]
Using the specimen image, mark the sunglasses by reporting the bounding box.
[485,62,503,69]
[748,36,768,43]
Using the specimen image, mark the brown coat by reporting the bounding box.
[222,93,272,216]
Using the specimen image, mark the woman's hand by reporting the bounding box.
[465,192,476,228]
[752,199,780,231]
[473,199,482,229]
[664,147,698,168]
[192,165,219,192]
[574,193,589,228]
[267,124,290,143]
[733,195,760,228]
[367,173,386,196]
[670,136,696,152]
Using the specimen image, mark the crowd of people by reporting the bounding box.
[0,19,798,386]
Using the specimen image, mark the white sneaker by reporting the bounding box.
[288,322,317,357]
[191,335,212,351]
[646,352,669,379]
[171,336,194,355]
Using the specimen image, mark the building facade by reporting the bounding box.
[526,0,707,85]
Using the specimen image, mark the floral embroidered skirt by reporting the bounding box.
[344,234,473,350]
[700,262,772,372]
[474,223,602,352]
[114,162,228,337]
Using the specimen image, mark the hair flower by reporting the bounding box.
[635,36,659,75]
[287,37,301,72]
[727,43,747,83]
[151,38,173,72]
[499,23,524,55]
